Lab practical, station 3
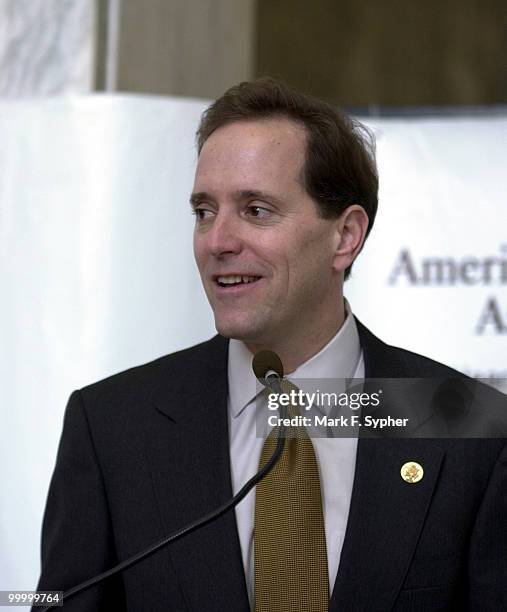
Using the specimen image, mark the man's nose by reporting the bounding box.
[208,213,243,257]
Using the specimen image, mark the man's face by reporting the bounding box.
[192,117,342,347]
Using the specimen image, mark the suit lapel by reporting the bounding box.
[146,335,250,611]
[330,320,445,610]
[330,438,444,610]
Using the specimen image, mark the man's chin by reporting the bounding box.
[215,323,251,342]
[214,319,266,343]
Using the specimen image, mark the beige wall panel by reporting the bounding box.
[115,0,255,98]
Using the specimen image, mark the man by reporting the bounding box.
[35,79,506,611]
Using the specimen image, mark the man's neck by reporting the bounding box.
[244,301,346,374]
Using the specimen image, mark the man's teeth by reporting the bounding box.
[217,275,259,285]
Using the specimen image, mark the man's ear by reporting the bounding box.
[332,205,369,273]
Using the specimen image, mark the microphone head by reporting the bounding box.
[252,350,284,380]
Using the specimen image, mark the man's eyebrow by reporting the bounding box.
[236,189,281,204]
[189,192,208,208]
[189,189,282,208]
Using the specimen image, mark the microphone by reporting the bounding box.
[252,350,284,395]
[39,350,288,611]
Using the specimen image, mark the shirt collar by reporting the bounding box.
[227,300,362,418]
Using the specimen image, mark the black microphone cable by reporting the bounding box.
[39,365,287,611]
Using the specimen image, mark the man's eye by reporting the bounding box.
[246,205,270,218]
[193,208,213,220]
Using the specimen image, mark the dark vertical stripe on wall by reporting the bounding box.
[94,0,110,91]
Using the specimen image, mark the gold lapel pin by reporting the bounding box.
[401,461,424,483]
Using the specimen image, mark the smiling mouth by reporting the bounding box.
[215,275,261,287]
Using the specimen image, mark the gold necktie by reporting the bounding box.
[254,379,329,612]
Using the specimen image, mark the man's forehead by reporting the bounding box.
[194,118,307,189]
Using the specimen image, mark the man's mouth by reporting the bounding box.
[214,275,261,287]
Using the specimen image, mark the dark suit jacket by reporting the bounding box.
[35,320,507,611]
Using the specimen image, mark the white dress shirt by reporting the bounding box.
[227,303,364,606]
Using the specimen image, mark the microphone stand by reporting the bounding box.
[39,380,287,612]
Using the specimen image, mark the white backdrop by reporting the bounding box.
[0,94,506,594]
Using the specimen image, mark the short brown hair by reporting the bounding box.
[196,77,378,279]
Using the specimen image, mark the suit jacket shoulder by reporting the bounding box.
[77,334,229,419]
[355,317,472,378]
